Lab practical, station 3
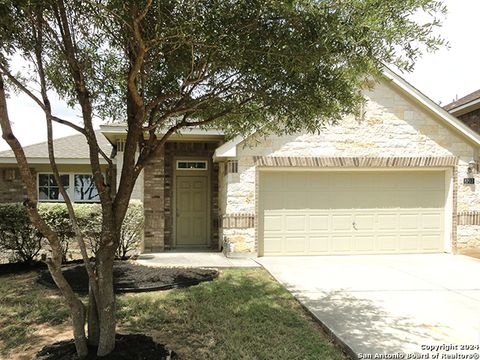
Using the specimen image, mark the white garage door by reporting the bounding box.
[260,171,446,256]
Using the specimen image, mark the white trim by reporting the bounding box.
[37,173,71,203]
[176,160,208,171]
[213,67,480,161]
[444,168,454,253]
[0,157,109,165]
[213,135,243,160]
[100,124,224,136]
[447,97,480,116]
[37,172,101,203]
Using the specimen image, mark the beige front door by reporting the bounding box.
[176,176,208,246]
[260,170,446,256]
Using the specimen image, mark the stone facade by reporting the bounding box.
[218,80,480,254]
[143,141,220,252]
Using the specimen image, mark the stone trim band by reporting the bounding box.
[253,156,458,168]
[458,211,480,225]
[220,213,255,229]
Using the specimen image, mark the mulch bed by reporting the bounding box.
[37,261,218,293]
[36,333,176,359]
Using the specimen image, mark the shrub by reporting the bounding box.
[117,200,144,260]
[0,203,43,263]
[73,203,102,255]
[0,202,144,263]
[38,203,74,262]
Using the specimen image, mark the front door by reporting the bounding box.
[175,175,208,246]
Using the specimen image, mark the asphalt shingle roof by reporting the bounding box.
[444,89,480,112]
[0,130,113,159]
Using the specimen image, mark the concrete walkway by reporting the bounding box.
[136,251,260,268]
[257,254,480,358]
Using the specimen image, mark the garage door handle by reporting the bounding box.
[352,221,358,230]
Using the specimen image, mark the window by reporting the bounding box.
[176,160,208,170]
[38,174,70,201]
[38,173,100,202]
[74,174,100,201]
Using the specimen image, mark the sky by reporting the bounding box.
[1,0,479,151]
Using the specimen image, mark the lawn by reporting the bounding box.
[0,268,346,360]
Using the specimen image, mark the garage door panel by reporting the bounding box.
[308,236,330,252]
[263,237,283,254]
[262,191,284,209]
[421,234,443,250]
[422,213,443,230]
[354,236,376,252]
[264,215,283,234]
[284,237,306,253]
[285,192,310,209]
[309,215,329,231]
[332,215,353,231]
[377,214,398,230]
[376,235,398,252]
[285,215,306,231]
[261,171,445,256]
[398,214,420,230]
[353,214,375,231]
[398,235,419,251]
[331,236,352,252]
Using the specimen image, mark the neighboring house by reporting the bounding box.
[1,68,480,256]
[444,89,480,134]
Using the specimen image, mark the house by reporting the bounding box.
[445,90,480,134]
[1,67,480,257]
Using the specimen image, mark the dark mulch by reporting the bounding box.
[0,260,46,276]
[36,334,177,360]
[38,261,218,293]
[0,259,86,277]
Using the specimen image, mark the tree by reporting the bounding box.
[0,0,446,357]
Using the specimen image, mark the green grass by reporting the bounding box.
[0,268,346,359]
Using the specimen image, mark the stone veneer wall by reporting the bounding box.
[143,141,220,252]
[218,79,480,254]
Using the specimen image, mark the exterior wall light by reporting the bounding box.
[467,160,477,175]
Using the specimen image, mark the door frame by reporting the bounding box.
[172,156,211,248]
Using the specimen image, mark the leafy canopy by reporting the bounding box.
[0,0,446,138]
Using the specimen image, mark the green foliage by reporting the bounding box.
[38,203,74,262]
[0,0,447,139]
[0,203,43,263]
[117,200,144,260]
[0,202,143,263]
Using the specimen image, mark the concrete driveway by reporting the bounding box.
[257,254,480,358]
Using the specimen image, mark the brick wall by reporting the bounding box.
[459,108,480,134]
[0,168,29,203]
[143,141,220,252]
[143,147,166,252]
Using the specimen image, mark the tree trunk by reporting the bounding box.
[96,259,116,355]
[47,262,89,358]
[95,223,118,356]
[88,286,100,346]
